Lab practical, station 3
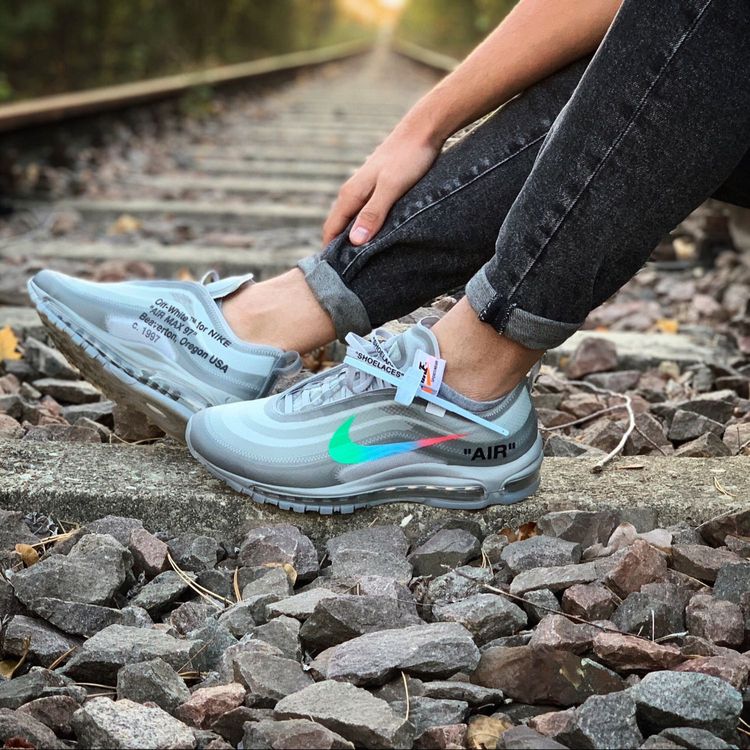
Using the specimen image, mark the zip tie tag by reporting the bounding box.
[394,365,422,405]
[413,350,446,396]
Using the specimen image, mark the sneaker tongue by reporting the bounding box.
[204,273,254,301]
[387,319,441,371]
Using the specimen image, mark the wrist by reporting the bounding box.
[393,101,450,151]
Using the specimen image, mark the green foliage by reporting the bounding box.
[397,0,517,58]
[0,0,364,101]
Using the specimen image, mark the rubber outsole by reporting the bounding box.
[186,419,543,515]
[28,280,194,441]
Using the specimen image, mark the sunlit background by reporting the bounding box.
[0,0,516,102]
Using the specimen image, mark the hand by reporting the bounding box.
[322,129,441,247]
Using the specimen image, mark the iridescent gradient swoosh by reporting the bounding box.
[328,415,465,464]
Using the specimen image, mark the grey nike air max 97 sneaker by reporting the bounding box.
[186,319,543,514]
[27,270,301,439]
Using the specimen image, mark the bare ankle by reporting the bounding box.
[432,298,543,401]
[221,269,336,353]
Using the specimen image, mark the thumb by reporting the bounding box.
[348,182,395,246]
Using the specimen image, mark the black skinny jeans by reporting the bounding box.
[299,0,750,350]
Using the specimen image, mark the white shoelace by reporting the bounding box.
[281,329,397,414]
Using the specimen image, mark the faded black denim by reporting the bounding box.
[300,0,750,349]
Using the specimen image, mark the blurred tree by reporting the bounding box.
[397,0,517,58]
[0,0,361,102]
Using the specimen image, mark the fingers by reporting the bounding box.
[322,176,373,246]
[348,178,398,246]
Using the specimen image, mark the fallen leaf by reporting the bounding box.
[108,213,141,235]
[497,527,517,543]
[0,327,22,361]
[466,715,513,749]
[516,521,538,540]
[2,737,36,749]
[655,318,679,334]
[15,544,39,567]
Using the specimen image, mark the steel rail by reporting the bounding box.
[0,39,372,133]
[390,39,458,73]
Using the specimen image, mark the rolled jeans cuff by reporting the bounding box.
[466,268,581,350]
[298,255,372,341]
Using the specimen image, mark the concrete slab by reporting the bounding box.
[1,439,746,545]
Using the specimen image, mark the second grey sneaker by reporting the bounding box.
[186,319,542,514]
[27,270,300,439]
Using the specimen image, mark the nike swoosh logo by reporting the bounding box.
[328,415,465,464]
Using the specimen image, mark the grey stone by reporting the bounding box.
[562,582,619,620]
[0,510,39,553]
[657,727,736,749]
[674,433,731,457]
[62,624,199,681]
[612,592,682,639]
[3,615,80,666]
[618,507,659,533]
[243,718,355,750]
[251,615,302,660]
[168,533,221,572]
[357,575,417,610]
[210,707,263,746]
[501,535,582,574]
[168,600,217,636]
[0,669,69,710]
[424,565,493,608]
[632,670,743,741]
[522,588,561,625]
[565,691,643,749]
[389,697,468,736]
[274,680,414,749]
[232,651,313,706]
[128,526,169,578]
[407,528,480,578]
[497,725,569,749]
[323,549,413,584]
[218,639,284,683]
[24,337,79,379]
[267,588,338,620]
[120,605,154,628]
[31,597,124,637]
[240,566,293,599]
[481,533,509,563]
[62,400,116,426]
[676,391,737,424]
[12,532,131,607]
[326,526,409,560]
[537,510,618,548]
[217,600,260,638]
[185,620,238,672]
[672,545,743,583]
[432,593,527,645]
[326,622,480,686]
[72,697,196,749]
[420,681,504,707]
[544,434,604,458]
[713,561,750,604]
[510,559,614,596]
[668,410,725,442]
[0,707,65,749]
[129,570,195,616]
[33,377,101,404]
[686,594,744,648]
[239,525,318,583]
[300,594,422,652]
[17,694,81,738]
[86,515,143,545]
[117,657,190,713]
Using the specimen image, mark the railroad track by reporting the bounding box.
[0,40,442,326]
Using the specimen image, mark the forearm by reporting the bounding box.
[400,0,622,146]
